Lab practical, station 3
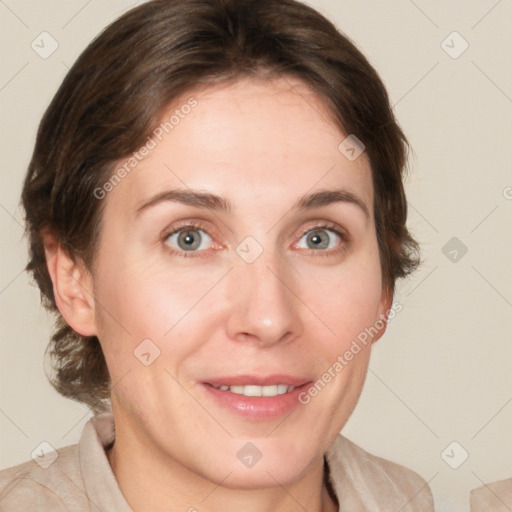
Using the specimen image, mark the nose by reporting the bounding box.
[225,250,303,347]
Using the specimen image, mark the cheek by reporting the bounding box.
[92,252,222,353]
[296,251,384,351]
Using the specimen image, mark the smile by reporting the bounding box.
[210,384,296,397]
[201,375,312,420]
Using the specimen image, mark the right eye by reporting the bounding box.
[163,224,214,255]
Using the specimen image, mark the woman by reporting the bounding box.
[0,0,433,510]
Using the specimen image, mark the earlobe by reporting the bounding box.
[43,232,97,337]
[372,287,393,344]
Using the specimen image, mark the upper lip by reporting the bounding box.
[203,375,311,387]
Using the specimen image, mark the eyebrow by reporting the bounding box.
[135,188,370,219]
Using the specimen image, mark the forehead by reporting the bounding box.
[104,76,373,218]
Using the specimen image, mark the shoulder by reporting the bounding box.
[0,444,87,512]
[470,477,512,511]
[325,434,434,512]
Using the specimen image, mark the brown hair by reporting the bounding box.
[22,0,420,411]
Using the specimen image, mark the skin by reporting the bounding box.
[45,76,391,512]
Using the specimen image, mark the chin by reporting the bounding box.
[200,438,320,490]
[214,461,313,491]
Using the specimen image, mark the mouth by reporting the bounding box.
[200,375,312,420]
[208,383,297,397]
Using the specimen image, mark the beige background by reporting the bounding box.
[1,1,511,511]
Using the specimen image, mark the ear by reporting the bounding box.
[43,232,97,337]
[372,286,393,344]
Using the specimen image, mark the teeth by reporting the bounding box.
[213,384,296,397]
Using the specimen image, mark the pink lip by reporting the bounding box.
[200,374,312,421]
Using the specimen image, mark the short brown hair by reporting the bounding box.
[22,0,420,411]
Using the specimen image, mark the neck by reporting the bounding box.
[107,413,338,512]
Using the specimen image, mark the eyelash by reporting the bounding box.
[161,220,349,259]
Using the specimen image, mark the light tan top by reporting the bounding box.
[0,413,433,511]
[470,478,512,512]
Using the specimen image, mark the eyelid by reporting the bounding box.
[162,218,211,235]
[294,220,348,240]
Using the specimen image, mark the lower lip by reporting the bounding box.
[201,383,311,420]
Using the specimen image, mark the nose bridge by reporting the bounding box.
[226,243,301,346]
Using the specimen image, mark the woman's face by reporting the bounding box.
[90,76,391,488]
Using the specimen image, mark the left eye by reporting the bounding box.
[296,228,341,251]
[165,228,212,252]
